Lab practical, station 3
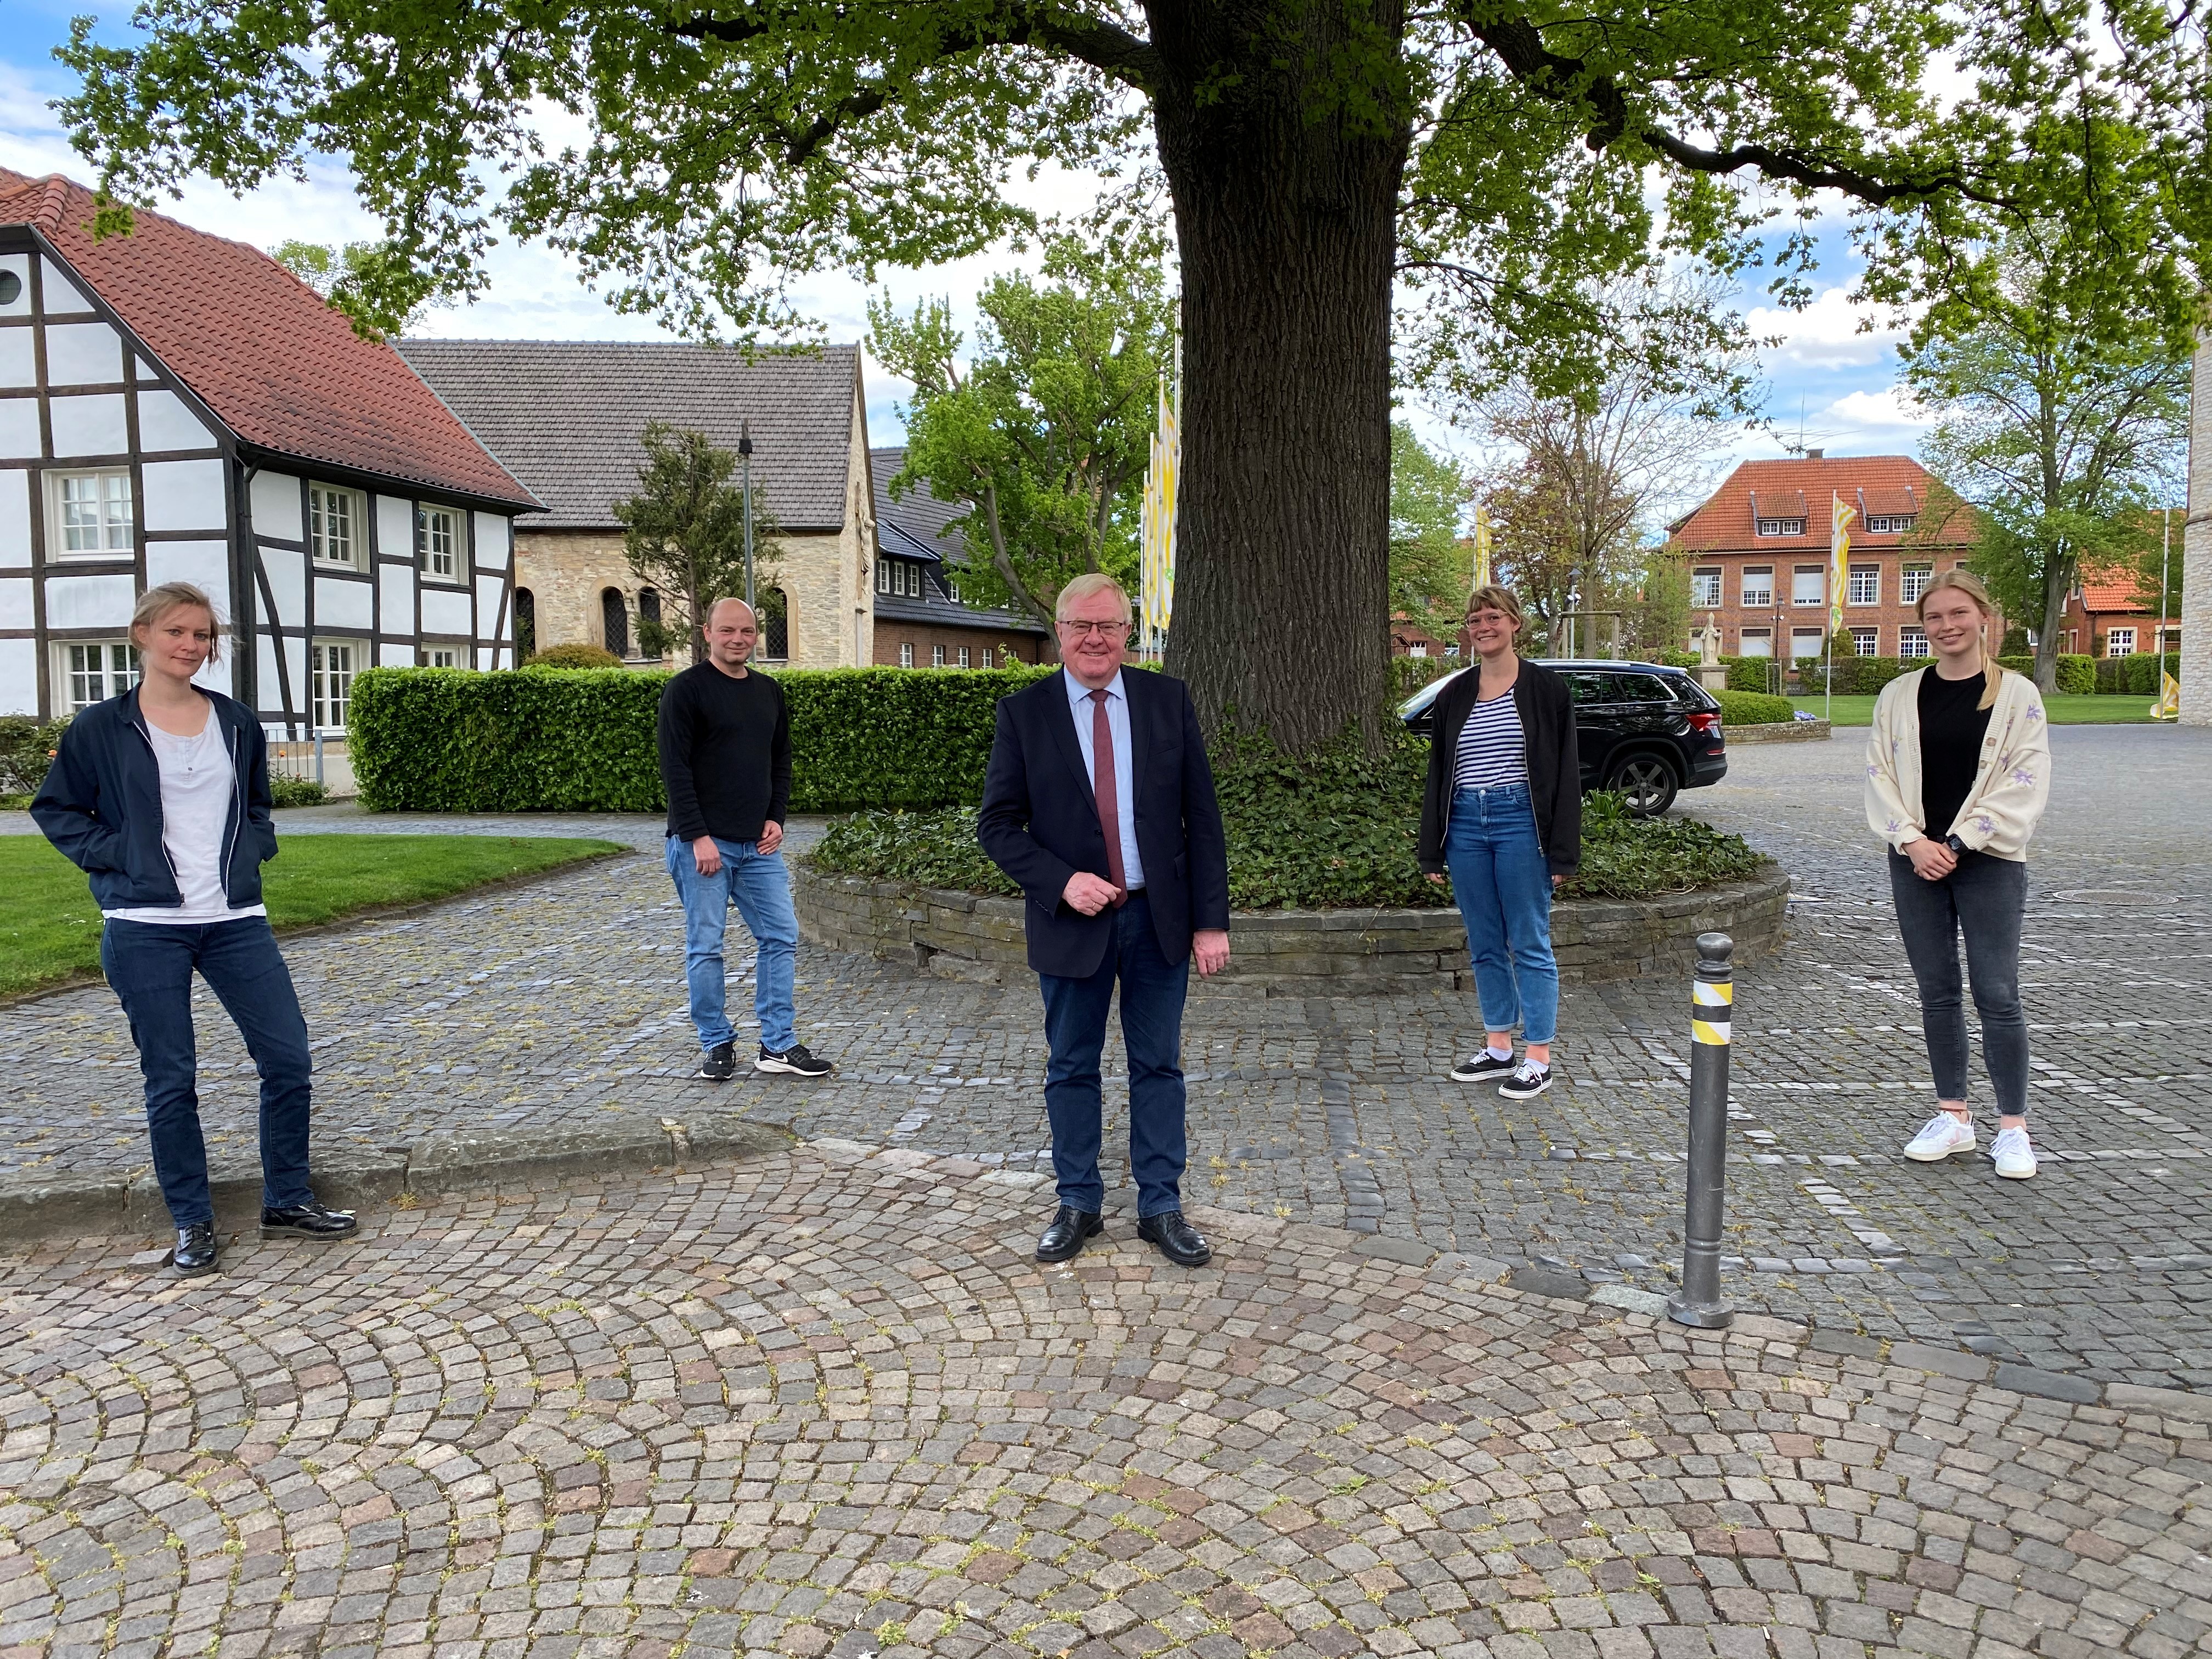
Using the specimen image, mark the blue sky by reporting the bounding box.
[1,1,1930,501]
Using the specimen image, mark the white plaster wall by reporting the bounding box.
[0,638,35,714]
[0,330,32,390]
[378,563,415,630]
[135,358,158,382]
[251,471,303,542]
[257,636,284,716]
[314,575,374,630]
[0,255,30,319]
[2183,330,2210,726]
[146,540,233,619]
[0,401,37,460]
[420,588,471,636]
[0,470,28,565]
[137,390,217,453]
[473,572,504,639]
[0,576,30,629]
[378,642,414,668]
[473,511,511,569]
[142,458,226,532]
[260,544,305,629]
[46,572,137,628]
[40,259,94,315]
[376,493,412,563]
[285,637,307,719]
[45,322,123,387]
[48,394,127,460]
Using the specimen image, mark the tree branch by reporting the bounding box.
[675,3,1161,95]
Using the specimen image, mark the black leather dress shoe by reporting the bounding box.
[172,1223,219,1277]
[1036,1206,1104,1263]
[1137,1210,1212,1267]
[260,1199,359,1238]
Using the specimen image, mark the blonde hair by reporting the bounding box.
[1915,567,2002,710]
[1465,585,1526,630]
[1055,572,1133,624]
[130,582,224,665]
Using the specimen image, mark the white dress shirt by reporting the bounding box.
[1064,668,1145,890]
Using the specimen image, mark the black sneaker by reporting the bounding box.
[696,1042,737,1081]
[757,1042,833,1077]
[1498,1060,1553,1099]
[1451,1051,1516,1082]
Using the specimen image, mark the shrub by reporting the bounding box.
[2000,625,2029,655]
[269,777,330,808]
[0,714,71,795]
[1713,689,1792,726]
[525,642,623,669]
[1995,654,2033,676]
[2055,654,2096,695]
[347,664,1056,813]
[1726,657,1780,693]
[2094,652,2168,696]
[1647,649,1701,670]
[810,754,1765,909]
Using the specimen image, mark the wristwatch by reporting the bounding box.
[1945,833,1967,854]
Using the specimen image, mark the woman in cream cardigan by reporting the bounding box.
[1865,569,2051,1178]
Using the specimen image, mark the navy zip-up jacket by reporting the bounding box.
[31,686,278,912]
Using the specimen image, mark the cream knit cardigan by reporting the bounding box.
[1864,667,2052,860]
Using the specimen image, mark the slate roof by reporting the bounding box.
[1668,456,1973,552]
[0,169,537,509]
[397,340,862,531]
[870,447,1047,636]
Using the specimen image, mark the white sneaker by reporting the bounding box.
[1990,1125,2037,1179]
[1904,1113,1976,1161]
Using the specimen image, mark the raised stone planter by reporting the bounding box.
[793,860,1791,995]
[1728,718,1831,744]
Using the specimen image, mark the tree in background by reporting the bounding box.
[268,240,437,339]
[869,235,1173,633]
[1389,423,1474,646]
[60,0,2203,755]
[614,424,783,665]
[1905,227,2191,695]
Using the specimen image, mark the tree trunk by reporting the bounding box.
[1151,0,1410,752]
[2034,545,2069,696]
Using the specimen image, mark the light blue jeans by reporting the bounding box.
[1444,783,1560,1046]
[664,835,798,1053]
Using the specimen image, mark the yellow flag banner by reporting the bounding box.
[1828,492,1855,637]
[1139,368,1180,649]
[2154,670,2180,720]
[1472,501,1492,594]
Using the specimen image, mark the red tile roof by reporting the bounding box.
[2078,562,2156,613]
[0,170,537,509]
[1667,455,1972,553]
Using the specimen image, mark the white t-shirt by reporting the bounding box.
[103,713,268,926]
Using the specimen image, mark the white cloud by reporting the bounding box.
[1745,283,1905,371]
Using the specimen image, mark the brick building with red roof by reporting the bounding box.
[1664,453,1985,665]
[2051,557,2177,660]
[0,170,539,729]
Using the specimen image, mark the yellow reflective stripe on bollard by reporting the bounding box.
[1692,978,1733,1046]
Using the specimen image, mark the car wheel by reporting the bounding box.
[1607,753,1679,817]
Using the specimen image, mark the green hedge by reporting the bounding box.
[348,664,1059,814]
[2094,653,2170,696]
[1726,657,1781,693]
[1712,689,1793,725]
[2055,654,2096,695]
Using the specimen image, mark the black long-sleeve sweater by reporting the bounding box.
[657,663,792,844]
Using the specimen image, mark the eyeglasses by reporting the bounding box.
[1056,619,1128,638]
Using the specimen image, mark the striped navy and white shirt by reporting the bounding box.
[1453,689,1528,791]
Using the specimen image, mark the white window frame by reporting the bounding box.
[1867,515,1916,534]
[56,639,140,710]
[309,484,366,571]
[1790,629,1826,659]
[47,469,136,560]
[876,561,894,595]
[957,645,971,668]
[311,638,359,731]
[932,644,946,667]
[1689,569,1722,608]
[1900,565,1934,605]
[1738,629,1773,658]
[1899,628,1931,659]
[898,642,914,667]
[1755,518,1807,537]
[980,647,994,669]
[416,503,461,581]
[1848,567,1880,607]
[423,646,462,668]
[1740,567,1774,608]
[1852,628,1880,657]
[2107,628,2135,657]
[1791,567,1826,607]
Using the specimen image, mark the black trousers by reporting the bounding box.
[1887,850,2030,1118]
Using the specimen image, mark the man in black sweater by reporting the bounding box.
[657,598,832,1080]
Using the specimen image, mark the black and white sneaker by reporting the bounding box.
[696,1042,737,1081]
[1451,1051,1517,1082]
[1498,1060,1553,1099]
[757,1042,833,1077]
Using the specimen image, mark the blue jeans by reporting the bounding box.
[99,916,315,1227]
[665,836,798,1053]
[1444,783,1560,1046]
[1038,891,1190,1218]
[1888,850,2030,1117]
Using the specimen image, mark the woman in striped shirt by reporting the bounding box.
[1418,586,1581,1098]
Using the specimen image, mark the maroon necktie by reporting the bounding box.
[1090,689,1127,904]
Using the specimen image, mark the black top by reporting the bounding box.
[657,663,792,843]
[1417,659,1582,877]
[1917,669,1990,840]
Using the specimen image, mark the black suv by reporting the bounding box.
[1398,659,1727,816]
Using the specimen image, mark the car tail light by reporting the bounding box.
[1688,710,1720,735]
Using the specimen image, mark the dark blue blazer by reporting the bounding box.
[977,668,1231,978]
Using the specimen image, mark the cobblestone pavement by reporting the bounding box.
[3,1141,2209,1659]
[2,729,2208,1391]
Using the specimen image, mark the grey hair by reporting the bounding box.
[1054,572,1132,624]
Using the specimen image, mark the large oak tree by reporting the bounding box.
[59,0,2206,749]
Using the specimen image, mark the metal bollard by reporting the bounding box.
[1668,931,1735,1330]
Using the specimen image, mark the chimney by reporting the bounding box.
[1805,448,1824,460]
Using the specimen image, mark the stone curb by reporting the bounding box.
[1727,719,1834,744]
[0,1111,795,1246]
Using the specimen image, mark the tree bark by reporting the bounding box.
[1151,0,1410,751]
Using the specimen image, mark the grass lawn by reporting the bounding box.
[1793,693,2161,727]
[0,833,623,1001]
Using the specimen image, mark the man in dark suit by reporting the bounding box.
[978,573,1231,1267]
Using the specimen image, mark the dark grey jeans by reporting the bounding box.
[1887,849,2030,1118]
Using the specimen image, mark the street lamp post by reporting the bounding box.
[739,420,755,619]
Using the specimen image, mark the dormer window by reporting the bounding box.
[1866,515,1916,534]
[1755,518,1807,537]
